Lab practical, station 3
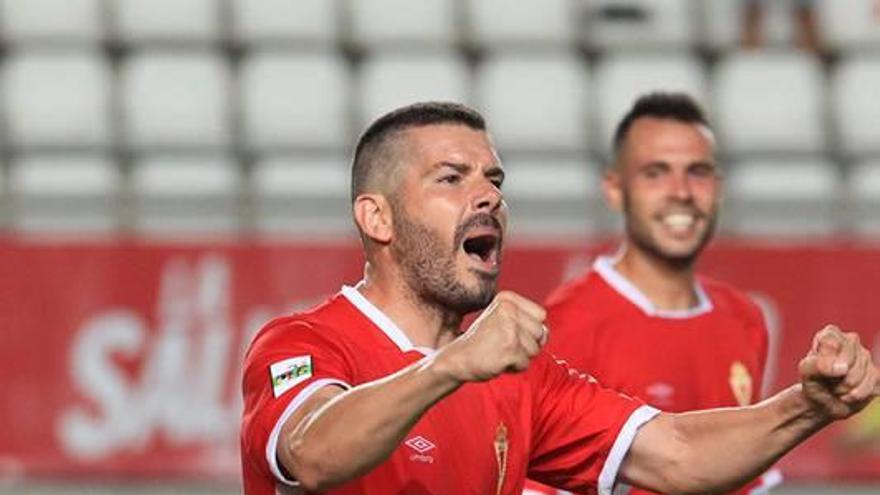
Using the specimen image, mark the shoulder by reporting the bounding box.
[544,269,605,311]
[244,295,354,363]
[700,275,765,326]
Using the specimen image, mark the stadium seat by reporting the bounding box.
[464,0,574,48]
[847,159,880,236]
[817,0,880,52]
[358,51,470,127]
[113,0,220,44]
[501,156,606,237]
[724,158,841,237]
[349,0,457,49]
[581,0,695,51]
[8,155,120,233]
[475,52,590,153]
[131,156,241,235]
[830,55,880,157]
[121,52,230,151]
[714,52,825,156]
[231,0,340,46]
[252,155,352,235]
[700,0,798,50]
[241,51,350,152]
[2,51,111,150]
[593,53,707,156]
[0,0,104,45]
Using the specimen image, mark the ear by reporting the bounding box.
[353,194,393,244]
[602,167,624,213]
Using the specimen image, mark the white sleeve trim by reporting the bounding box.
[749,468,784,495]
[598,405,661,495]
[265,378,351,486]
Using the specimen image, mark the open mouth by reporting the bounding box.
[462,231,501,268]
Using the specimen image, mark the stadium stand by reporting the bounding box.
[714,51,826,156]
[241,51,351,152]
[2,51,112,151]
[475,52,590,154]
[724,158,842,237]
[358,50,470,127]
[230,0,341,47]
[8,154,120,233]
[848,159,880,236]
[593,53,707,156]
[131,155,240,235]
[0,0,104,45]
[0,0,876,238]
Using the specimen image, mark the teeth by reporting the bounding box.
[663,213,694,231]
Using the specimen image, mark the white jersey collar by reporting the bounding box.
[341,283,437,356]
[593,255,713,319]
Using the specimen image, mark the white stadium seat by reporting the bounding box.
[122,53,230,151]
[847,160,880,236]
[714,52,825,156]
[9,155,120,233]
[724,159,841,237]
[2,51,111,149]
[358,52,470,127]
[830,56,880,157]
[241,51,350,151]
[252,155,353,236]
[114,0,220,44]
[0,0,104,45]
[817,0,880,51]
[349,0,457,49]
[582,0,695,50]
[475,52,590,153]
[132,156,240,235]
[501,157,606,238]
[700,0,798,50]
[465,0,574,48]
[231,0,340,46]
[593,53,707,155]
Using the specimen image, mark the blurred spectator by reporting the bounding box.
[742,0,821,53]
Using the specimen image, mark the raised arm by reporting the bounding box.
[620,325,879,495]
[277,291,548,491]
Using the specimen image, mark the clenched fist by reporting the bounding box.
[435,291,548,382]
[799,325,880,419]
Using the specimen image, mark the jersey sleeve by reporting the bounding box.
[544,285,595,373]
[240,317,354,486]
[527,352,660,495]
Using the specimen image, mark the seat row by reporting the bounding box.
[1,50,878,158]
[1,154,879,238]
[2,0,880,53]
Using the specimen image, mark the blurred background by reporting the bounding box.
[0,0,879,493]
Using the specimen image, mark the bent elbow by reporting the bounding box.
[281,436,339,492]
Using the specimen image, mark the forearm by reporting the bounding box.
[625,385,830,495]
[282,354,461,490]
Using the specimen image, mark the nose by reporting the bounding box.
[473,179,503,213]
[670,172,693,202]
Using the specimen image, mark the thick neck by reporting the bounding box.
[613,243,700,312]
[357,262,462,349]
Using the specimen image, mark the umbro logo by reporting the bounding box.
[404,435,436,454]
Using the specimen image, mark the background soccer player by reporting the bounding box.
[525,93,780,495]
[240,101,879,495]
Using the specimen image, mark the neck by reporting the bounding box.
[357,262,462,349]
[613,243,700,311]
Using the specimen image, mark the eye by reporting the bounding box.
[642,165,665,179]
[438,173,462,184]
[689,164,717,179]
[490,177,504,189]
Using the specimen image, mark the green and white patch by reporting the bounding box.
[269,355,313,398]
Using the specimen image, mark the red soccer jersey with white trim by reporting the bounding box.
[530,256,774,495]
[241,284,658,495]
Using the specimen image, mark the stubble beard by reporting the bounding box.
[390,203,497,316]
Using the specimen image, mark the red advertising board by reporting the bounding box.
[0,238,878,483]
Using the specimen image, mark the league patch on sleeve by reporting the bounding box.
[270,355,313,398]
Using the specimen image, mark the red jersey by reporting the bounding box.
[528,256,779,495]
[241,283,659,495]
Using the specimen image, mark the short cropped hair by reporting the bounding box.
[612,92,711,154]
[350,101,486,203]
